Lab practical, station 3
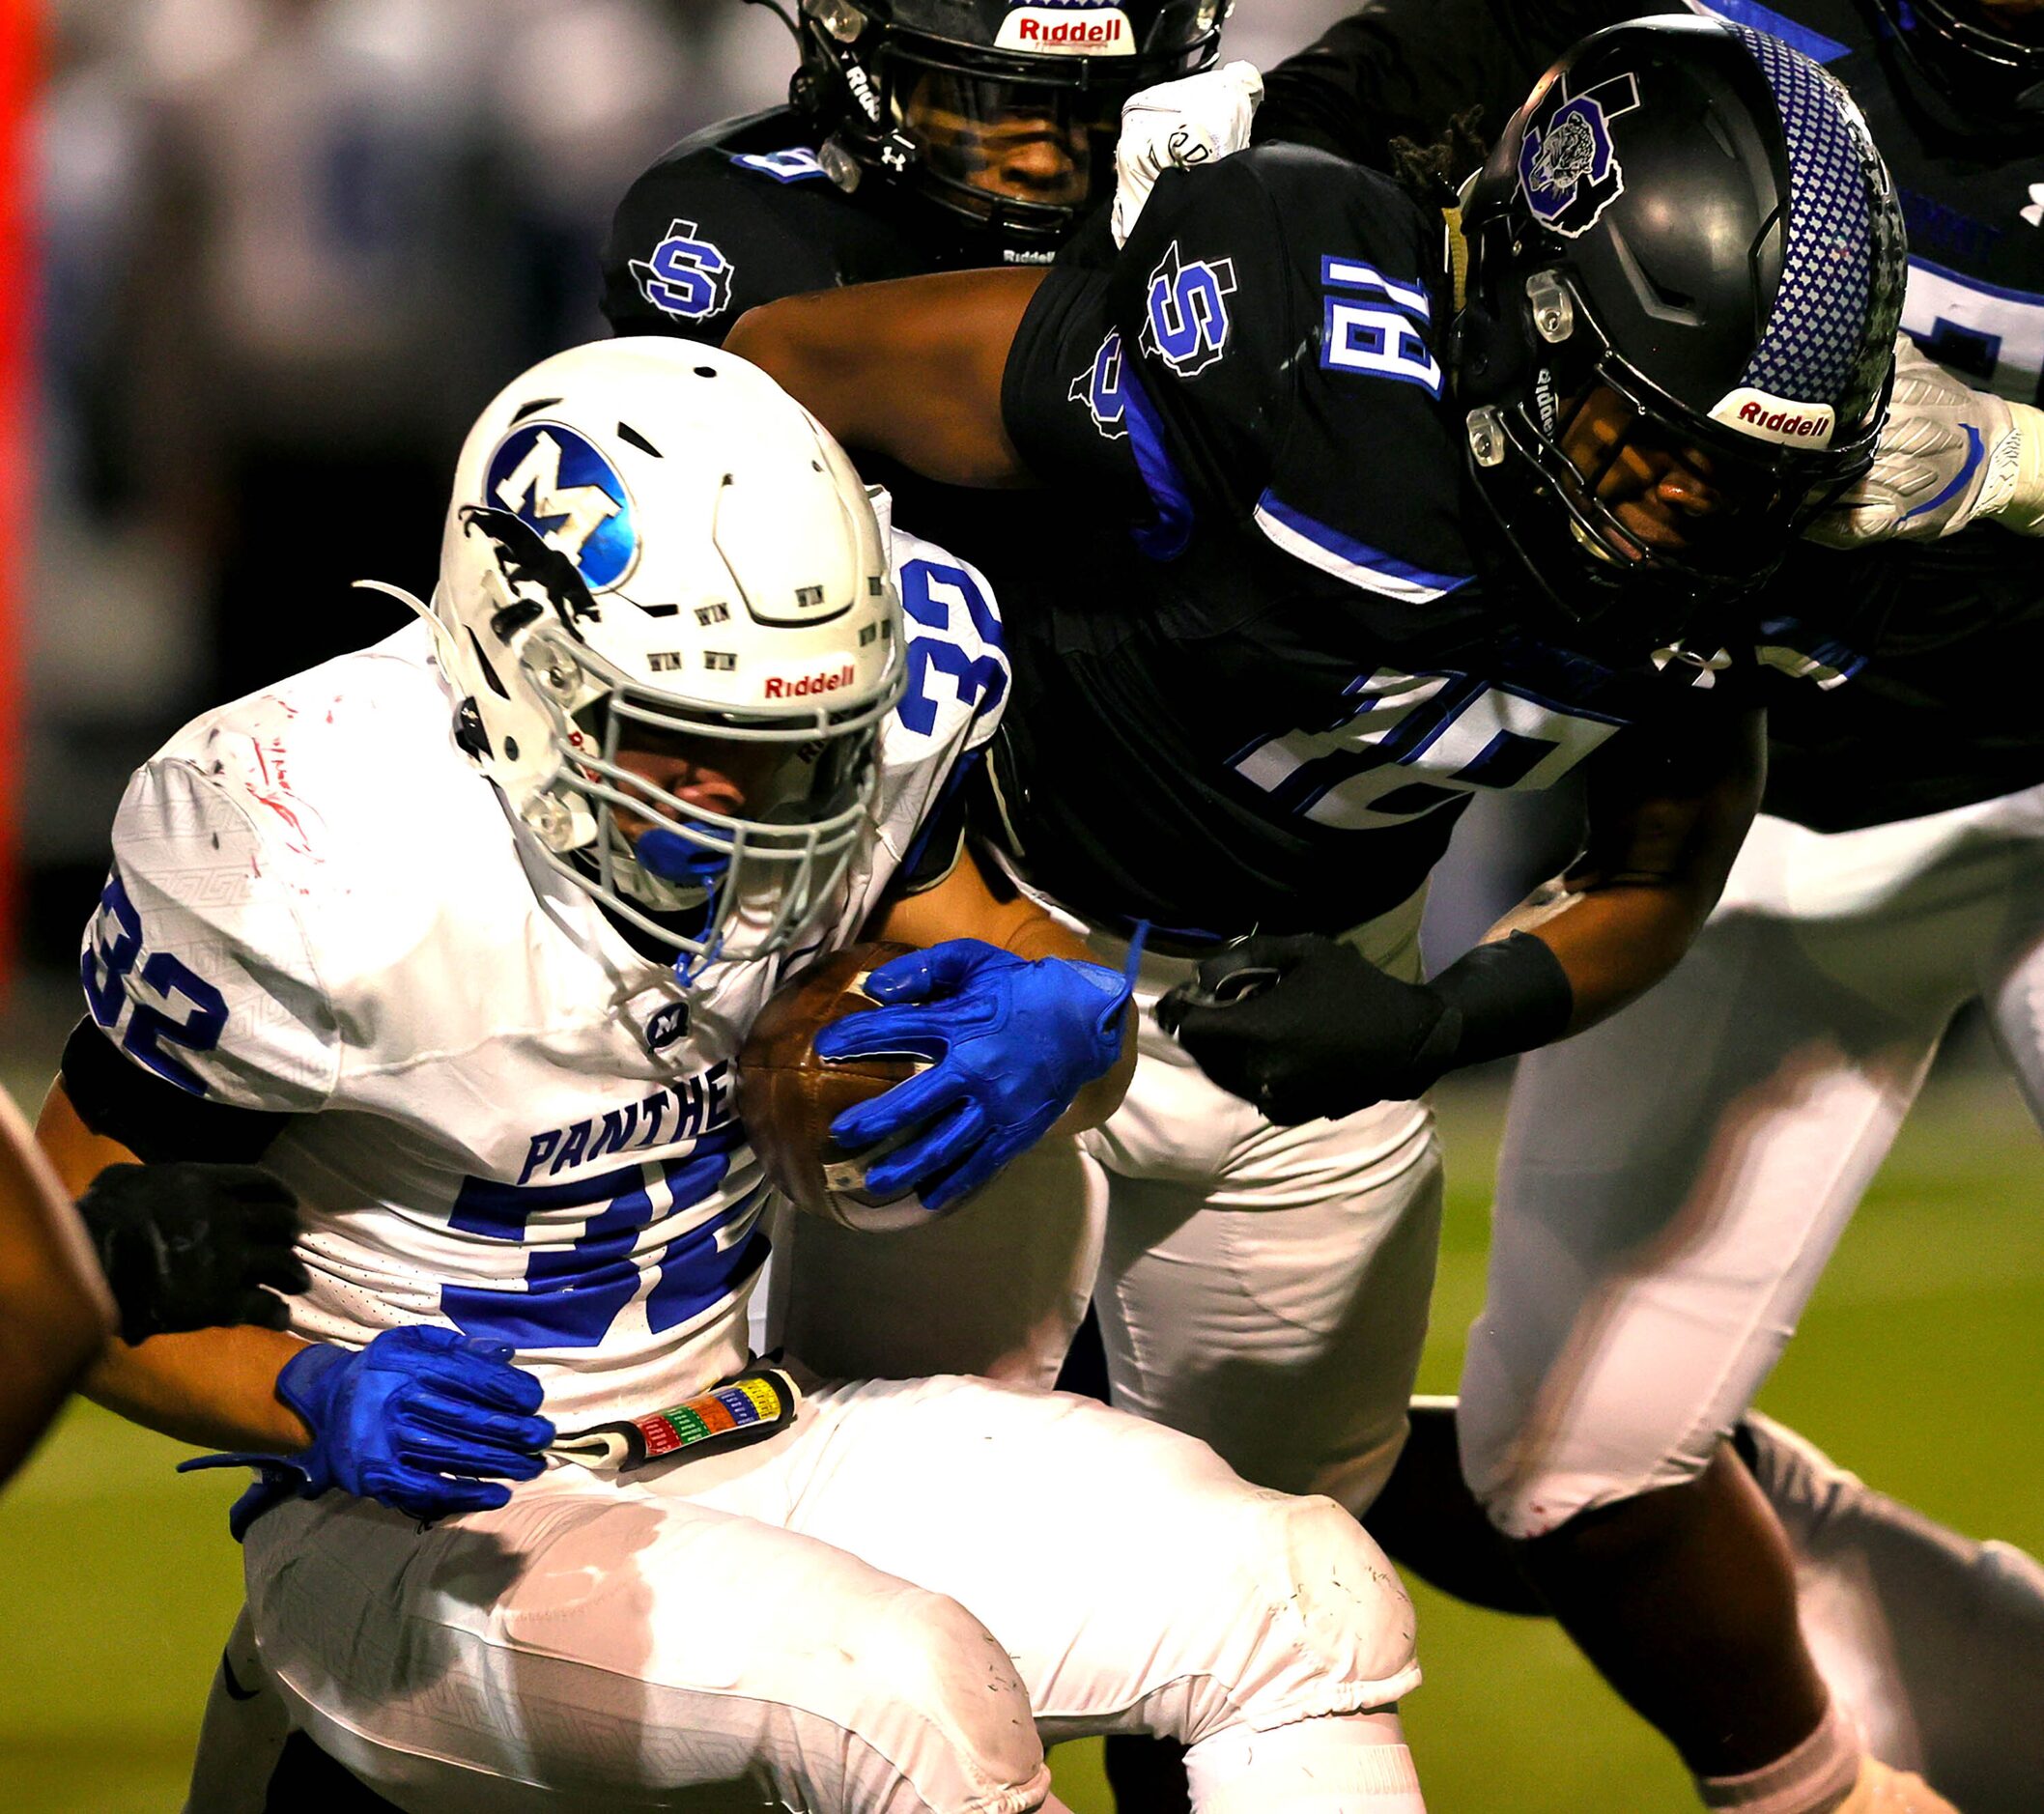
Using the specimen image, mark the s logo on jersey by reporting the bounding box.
[631,219,735,322]
[1071,330,1129,438]
[487,424,637,591]
[1142,241,1236,377]
[1518,74,1639,240]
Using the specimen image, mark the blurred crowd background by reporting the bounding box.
[23,0,1363,982]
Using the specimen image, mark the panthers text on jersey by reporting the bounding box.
[1257,0,2044,830]
[990,144,1759,940]
[74,525,1008,1423]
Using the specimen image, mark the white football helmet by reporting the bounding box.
[432,338,903,968]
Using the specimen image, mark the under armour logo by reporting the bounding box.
[2022,184,2044,229]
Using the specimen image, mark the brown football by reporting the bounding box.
[737,940,932,1232]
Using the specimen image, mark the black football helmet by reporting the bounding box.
[794,0,1229,260]
[1453,16,1908,646]
[1868,0,2044,121]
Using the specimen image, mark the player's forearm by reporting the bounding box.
[0,1087,118,1483]
[1493,880,1716,1034]
[725,271,1044,486]
[85,1324,312,1455]
[1494,709,1764,1032]
[35,1080,311,1453]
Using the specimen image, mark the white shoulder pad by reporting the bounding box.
[89,751,339,1113]
[84,628,507,1113]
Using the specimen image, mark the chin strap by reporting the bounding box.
[354,579,467,673]
[1443,205,1469,316]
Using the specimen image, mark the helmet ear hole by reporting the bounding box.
[1449,300,1526,407]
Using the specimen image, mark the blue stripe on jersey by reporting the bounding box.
[1120,362,1198,560]
[1252,490,1473,602]
[1688,1,1851,64]
[1906,254,2044,311]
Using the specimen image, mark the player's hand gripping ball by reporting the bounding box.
[739,938,1131,1227]
[738,941,930,1232]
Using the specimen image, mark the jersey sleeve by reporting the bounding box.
[1002,145,1472,597]
[846,533,1011,913]
[1001,151,1304,549]
[81,756,341,1116]
[601,148,848,345]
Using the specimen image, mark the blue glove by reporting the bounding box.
[183,1325,554,1534]
[812,938,1131,1210]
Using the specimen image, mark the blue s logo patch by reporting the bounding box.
[487,424,637,591]
[1142,241,1235,377]
[1518,74,1639,240]
[1071,330,1129,438]
[631,218,736,321]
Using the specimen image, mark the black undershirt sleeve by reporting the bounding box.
[61,1018,291,1165]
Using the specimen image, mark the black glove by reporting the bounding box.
[1156,931,1573,1123]
[74,1163,308,1346]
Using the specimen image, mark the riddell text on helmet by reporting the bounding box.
[1740,402,1824,438]
[995,9,1136,54]
[764,664,856,700]
[1708,386,1836,449]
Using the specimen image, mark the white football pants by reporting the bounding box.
[188,1409,2044,1814]
[1462,786,2044,1540]
[209,1373,1424,1813]
[1740,1412,2044,1814]
[773,894,1443,1516]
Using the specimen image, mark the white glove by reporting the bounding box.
[1111,60,1263,247]
[1807,334,2044,547]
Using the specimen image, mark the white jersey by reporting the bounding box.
[81,526,1008,1422]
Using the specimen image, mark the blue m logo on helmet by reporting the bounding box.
[486,424,638,592]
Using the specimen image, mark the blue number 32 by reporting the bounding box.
[82,874,227,1094]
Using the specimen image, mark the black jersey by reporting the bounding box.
[600,105,1056,605]
[1256,0,2044,833]
[993,147,1753,939]
[603,109,947,343]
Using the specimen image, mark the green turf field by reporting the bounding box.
[4,1064,2039,1813]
